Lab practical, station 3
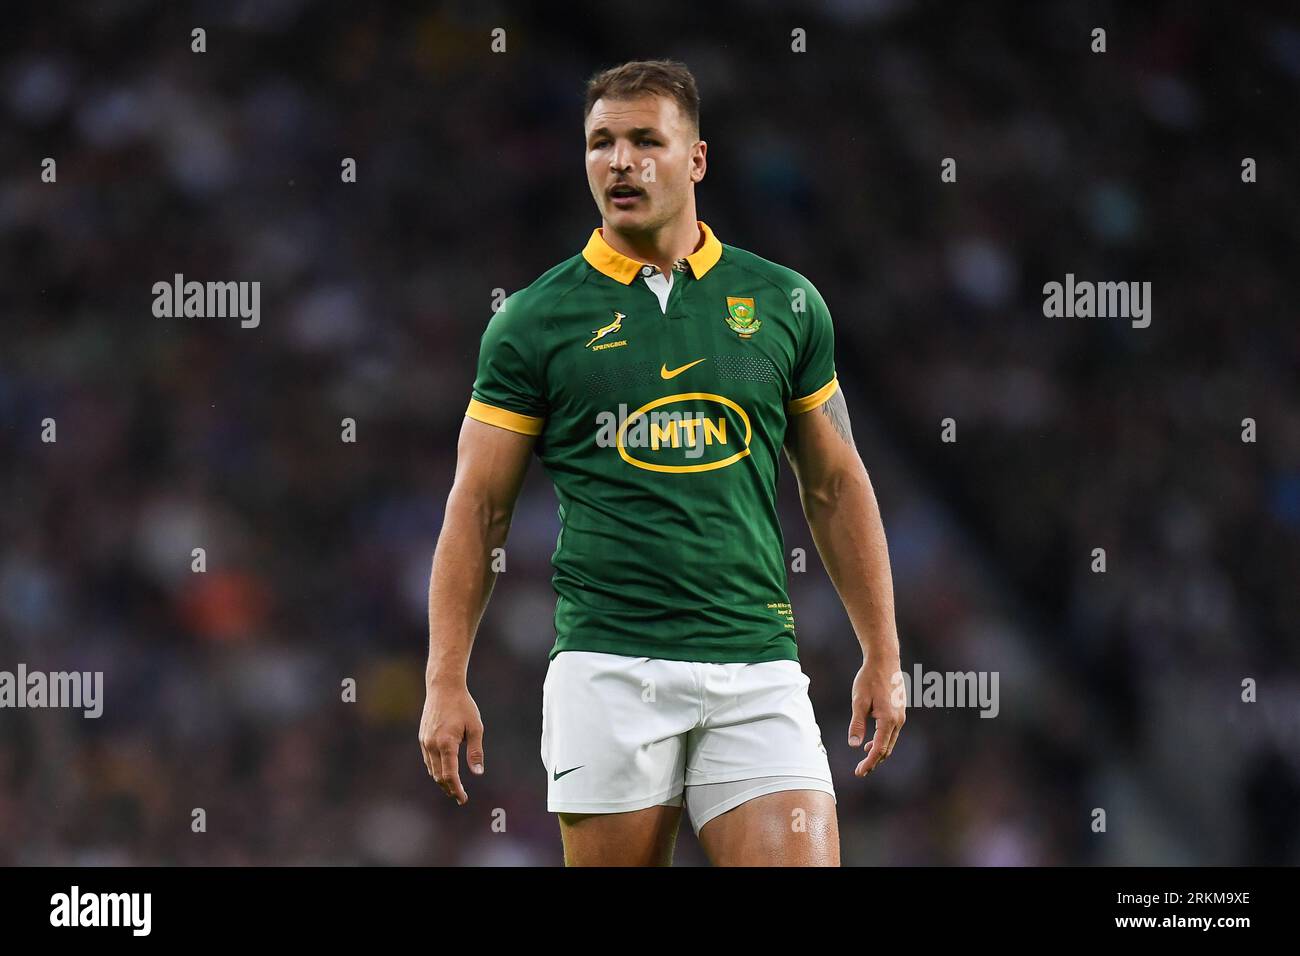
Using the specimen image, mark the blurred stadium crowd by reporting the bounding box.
[1,1,1297,865]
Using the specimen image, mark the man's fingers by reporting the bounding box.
[847,698,870,748]
[419,737,437,778]
[855,714,905,777]
[465,723,486,776]
[437,740,468,805]
[855,723,889,776]
[430,740,449,789]
[885,714,905,757]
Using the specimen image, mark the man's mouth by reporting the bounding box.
[608,184,644,208]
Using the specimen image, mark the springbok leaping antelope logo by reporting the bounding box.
[585,311,626,349]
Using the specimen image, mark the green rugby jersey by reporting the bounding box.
[466,221,839,664]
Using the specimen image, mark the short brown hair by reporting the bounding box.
[583,59,700,136]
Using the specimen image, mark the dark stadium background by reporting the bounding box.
[1,0,1297,866]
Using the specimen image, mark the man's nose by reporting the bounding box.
[609,143,633,173]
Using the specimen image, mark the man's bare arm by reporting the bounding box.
[420,416,536,804]
[784,389,904,776]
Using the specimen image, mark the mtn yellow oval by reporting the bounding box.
[615,392,752,474]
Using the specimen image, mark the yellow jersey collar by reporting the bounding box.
[582,221,723,284]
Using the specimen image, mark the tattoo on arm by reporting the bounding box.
[819,390,854,445]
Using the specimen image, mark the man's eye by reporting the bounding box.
[638,139,659,147]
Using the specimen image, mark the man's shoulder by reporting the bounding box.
[499,253,591,322]
[717,242,821,298]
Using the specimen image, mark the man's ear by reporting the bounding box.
[691,140,707,183]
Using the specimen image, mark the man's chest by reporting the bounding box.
[537,278,799,469]
[547,279,797,405]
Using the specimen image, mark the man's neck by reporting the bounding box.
[600,216,703,276]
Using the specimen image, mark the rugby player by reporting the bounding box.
[420,59,904,866]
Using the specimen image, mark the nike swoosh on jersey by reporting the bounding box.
[660,358,707,379]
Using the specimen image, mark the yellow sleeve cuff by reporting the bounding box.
[787,374,839,414]
[465,397,545,435]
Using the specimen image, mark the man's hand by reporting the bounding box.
[419,679,485,805]
[847,659,905,777]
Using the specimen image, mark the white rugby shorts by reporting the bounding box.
[541,650,835,833]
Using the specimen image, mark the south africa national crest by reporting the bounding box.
[725,296,761,338]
